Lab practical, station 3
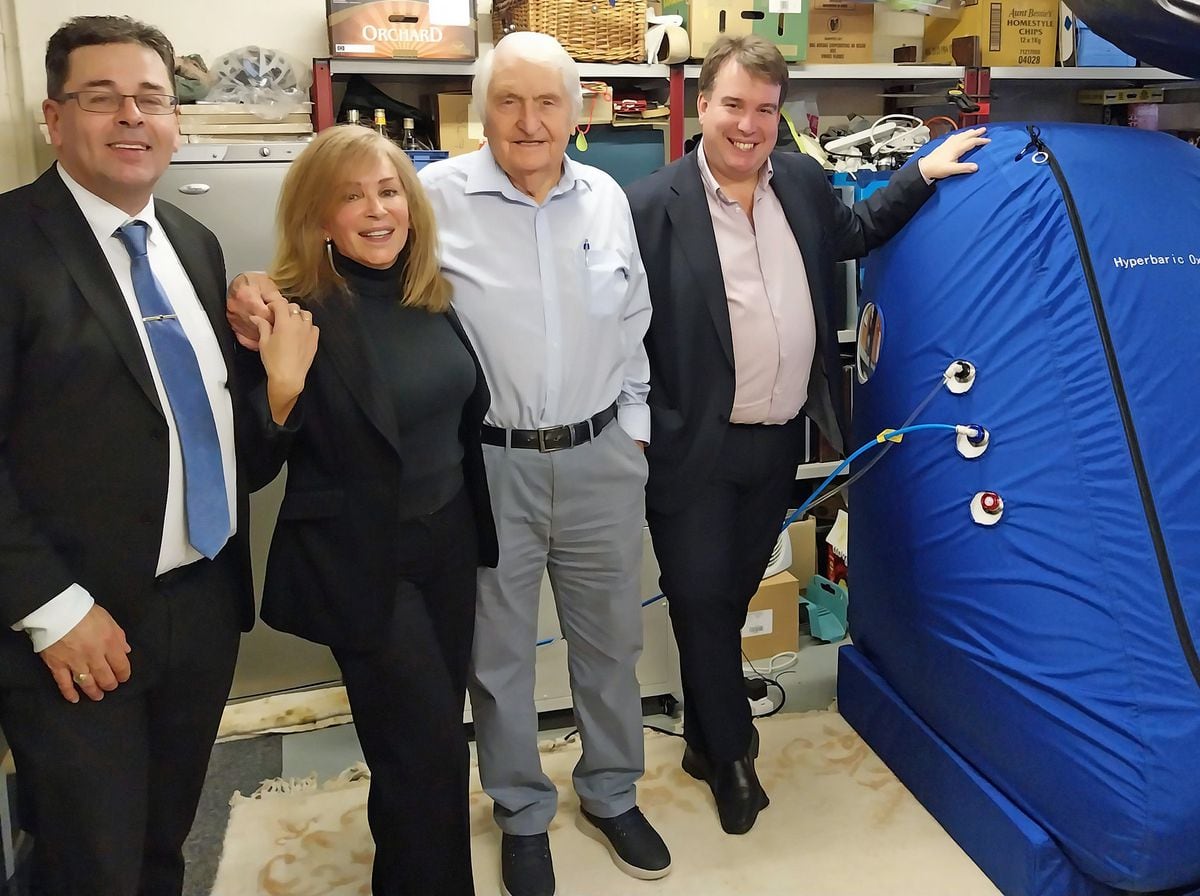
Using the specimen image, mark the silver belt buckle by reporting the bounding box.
[537,426,569,453]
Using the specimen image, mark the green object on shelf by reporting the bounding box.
[804,575,848,643]
[752,0,809,63]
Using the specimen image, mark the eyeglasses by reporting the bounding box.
[57,90,179,115]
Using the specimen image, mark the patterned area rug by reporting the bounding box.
[210,710,1001,895]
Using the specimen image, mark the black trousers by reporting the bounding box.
[0,554,242,896]
[330,488,478,896]
[647,419,804,763]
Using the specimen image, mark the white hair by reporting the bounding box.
[472,32,583,125]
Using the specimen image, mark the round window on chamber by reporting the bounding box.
[856,302,884,384]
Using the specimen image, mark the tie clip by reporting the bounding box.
[142,314,178,322]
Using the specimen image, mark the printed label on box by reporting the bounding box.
[429,0,471,27]
[742,609,774,638]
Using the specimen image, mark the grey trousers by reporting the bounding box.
[471,420,648,835]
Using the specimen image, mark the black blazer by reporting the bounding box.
[243,290,497,651]
[0,167,264,685]
[625,150,934,514]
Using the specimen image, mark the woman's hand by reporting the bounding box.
[255,297,319,424]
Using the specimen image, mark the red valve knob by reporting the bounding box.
[980,492,1003,514]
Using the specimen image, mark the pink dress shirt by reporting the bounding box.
[697,141,817,425]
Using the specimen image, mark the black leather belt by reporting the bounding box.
[482,402,618,452]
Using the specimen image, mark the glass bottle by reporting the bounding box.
[401,117,419,150]
[373,108,389,138]
[345,108,361,126]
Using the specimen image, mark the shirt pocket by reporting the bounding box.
[582,248,628,316]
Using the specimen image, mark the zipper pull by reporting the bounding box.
[1015,125,1047,162]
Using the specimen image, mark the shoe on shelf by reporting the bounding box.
[576,805,672,880]
[500,831,555,896]
[681,728,770,835]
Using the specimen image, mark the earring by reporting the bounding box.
[325,237,339,275]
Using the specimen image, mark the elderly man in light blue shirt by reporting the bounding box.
[417,33,668,896]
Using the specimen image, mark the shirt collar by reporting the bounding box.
[696,138,773,207]
[56,163,161,248]
[463,144,593,204]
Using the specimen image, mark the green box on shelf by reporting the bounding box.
[752,0,808,63]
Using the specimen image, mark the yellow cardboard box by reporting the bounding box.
[741,571,801,661]
[808,1,874,64]
[923,0,1058,66]
[664,0,758,59]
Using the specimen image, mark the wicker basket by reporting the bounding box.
[491,0,647,63]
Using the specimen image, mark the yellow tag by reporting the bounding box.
[575,131,588,152]
[876,429,904,444]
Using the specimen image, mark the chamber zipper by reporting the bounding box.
[1018,125,1200,690]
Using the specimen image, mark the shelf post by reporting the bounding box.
[312,58,335,132]
[669,64,685,160]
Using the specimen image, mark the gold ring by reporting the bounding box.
[74,672,91,684]
[289,308,302,317]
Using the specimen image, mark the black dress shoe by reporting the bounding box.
[500,832,555,896]
[682,729,770,835]
[576,806,672,879]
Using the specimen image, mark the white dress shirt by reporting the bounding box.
[13,165,237,652]
[418,147,652,442]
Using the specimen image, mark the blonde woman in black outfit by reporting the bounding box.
[244,124,497,896]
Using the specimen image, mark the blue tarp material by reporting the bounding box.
[848,122,1200,892]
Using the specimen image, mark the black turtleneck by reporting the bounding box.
[334,247,476,519]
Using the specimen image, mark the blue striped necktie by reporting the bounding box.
[115,220,229,559]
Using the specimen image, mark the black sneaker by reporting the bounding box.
[500,832,555,896]
[576,806,672,880]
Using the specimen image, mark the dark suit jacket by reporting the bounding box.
[625,149,934,514]
[0,167,266,685]
[243,291,498,651]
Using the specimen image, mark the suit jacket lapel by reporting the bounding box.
[313,293,403,457]
[666,153,735,369]
[29,169,163,414]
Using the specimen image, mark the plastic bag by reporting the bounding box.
[203,46,312,118]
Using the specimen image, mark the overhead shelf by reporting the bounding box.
[326,58,671,78]
[988,66,1191,81]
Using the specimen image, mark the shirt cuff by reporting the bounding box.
[617,402,651,444]
[12,584,95,653]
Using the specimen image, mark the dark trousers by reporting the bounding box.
[0,555,241,896]
[330,488,478,896]
[647,419,804,763]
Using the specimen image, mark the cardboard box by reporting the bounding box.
[752,0,809,63]
[436,92,483,155]
[924,0,1058,66]
[328,0,477,60]
[741,571,801,660]
[808,2,874,64]
[786,516,818,585]
[1077,87,1163,106]
[580,83,615,126]
[664,0,758,59]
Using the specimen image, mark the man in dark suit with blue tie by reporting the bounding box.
[0,16,315,896]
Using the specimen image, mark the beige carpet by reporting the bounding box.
[211,710,1001,895]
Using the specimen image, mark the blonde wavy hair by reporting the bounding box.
[270,125,451,312]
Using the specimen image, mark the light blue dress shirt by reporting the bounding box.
[418,147,652,442]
